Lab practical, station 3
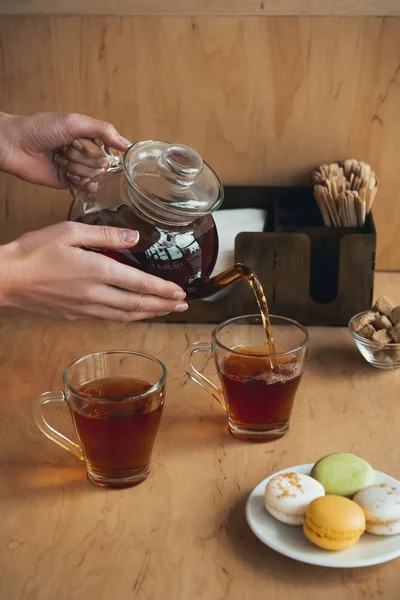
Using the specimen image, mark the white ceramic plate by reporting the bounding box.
[246,463,400,568]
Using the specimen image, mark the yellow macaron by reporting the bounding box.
[303,495,366,551]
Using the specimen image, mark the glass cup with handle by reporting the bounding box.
[184,314,309,441]
[34,351,166,487]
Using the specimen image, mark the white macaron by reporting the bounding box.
[264,472,325,525]
[353,483,400,535]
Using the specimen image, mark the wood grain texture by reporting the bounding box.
[0,16,400,267]
[0,272,399,600]
[1,0,400,17]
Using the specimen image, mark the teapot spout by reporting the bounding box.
[207,263,249,289]
[186,263,250,300]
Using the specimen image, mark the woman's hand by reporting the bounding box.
[0,111,130,189]
[0,222,188,322]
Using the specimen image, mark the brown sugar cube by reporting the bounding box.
[372,315,392,330]
[351,311,378,332]
[390,322,400,343]
[391,306,400,324]
[372,329,393,345]
[358,324,376,340]
[372,296,395,318]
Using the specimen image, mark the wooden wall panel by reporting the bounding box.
[0,16,400,268]
[1,1,400,17]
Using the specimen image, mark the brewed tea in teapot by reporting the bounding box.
[68,141,222,300]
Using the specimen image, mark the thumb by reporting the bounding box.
[63,222,139,248]
[63,113,131,151]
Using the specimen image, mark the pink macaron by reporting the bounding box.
[353,483,400,535]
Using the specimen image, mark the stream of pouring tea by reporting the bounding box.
[212,263,276,363]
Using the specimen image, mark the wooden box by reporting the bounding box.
[161,186,376,326]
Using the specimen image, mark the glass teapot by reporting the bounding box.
[68,140,227,300]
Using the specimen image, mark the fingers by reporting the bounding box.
[62,160,105,181]
[54,143,108,189]
[62,113,131,151]
[61,222,140,248]
[64,172,90,189]
[88,285,188,314]
[103,259,187,300]
[54,112,131,190]
[70,138,106,159]
[56,144,109,168]
[80,304,172,324]
[57,222,187,301]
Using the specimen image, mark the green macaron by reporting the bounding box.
[311,453,375,497]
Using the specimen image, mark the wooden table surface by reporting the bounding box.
[1,272,400,600]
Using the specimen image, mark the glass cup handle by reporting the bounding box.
[183,341,226,411]
[34,391,84,461]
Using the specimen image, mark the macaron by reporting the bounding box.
[264,472,325,525]
[311,453,375,497]
[353,483,400,535]
[303,495,366,551]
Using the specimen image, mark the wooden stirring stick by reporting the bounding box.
[312,159,378,228]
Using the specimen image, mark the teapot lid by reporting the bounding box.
[123,141,223,219]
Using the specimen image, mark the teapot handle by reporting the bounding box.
[61,137,123,196]
[75,137,123,168]
[96,139,124,169]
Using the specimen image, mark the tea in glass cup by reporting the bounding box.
[184,315,309,441]
[35,351,166,487]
